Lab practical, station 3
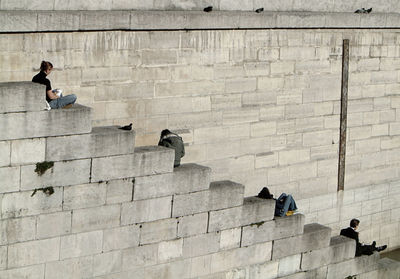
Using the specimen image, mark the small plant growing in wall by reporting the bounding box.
[34,161,54,176]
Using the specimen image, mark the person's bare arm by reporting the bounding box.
[46,90,59,100]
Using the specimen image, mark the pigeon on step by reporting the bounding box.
[204,6,213,12]
[118,123,132,131]
[255,7,264,13]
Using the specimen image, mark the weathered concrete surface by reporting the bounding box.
[0,82,44,113]
[0,104,92,140]
[0,11,398,32]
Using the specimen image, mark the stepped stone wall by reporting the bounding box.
[0,82,399,278]
[1,27,400,250]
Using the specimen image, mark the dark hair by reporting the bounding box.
[160,129,171,138]
[40,61,53,72]
[257,187,273,199]
[350,218,360,228]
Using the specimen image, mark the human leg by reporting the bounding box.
[49,94,77,109]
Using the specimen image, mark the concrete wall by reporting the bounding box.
[1,24,400,252]
[1,0,400,13]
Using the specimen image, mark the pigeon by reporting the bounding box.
[118,123,132,131]
[31,187,55,197]
[355,7,372,13]
[366,7,372,13]
[203,6,213,12]
[255,7,264,13]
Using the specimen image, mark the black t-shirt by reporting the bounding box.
[32,71,52,102]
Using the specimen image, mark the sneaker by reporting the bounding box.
[376,245,387,252]
[286,210,294,216]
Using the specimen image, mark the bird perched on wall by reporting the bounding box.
[203,6,213,12]
[355,7,372,13]
[255,8,264,13]
[118,123,132,130]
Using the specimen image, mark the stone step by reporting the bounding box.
[272,223,331,260]
[0,104,92,141]
[172,180,244,217]
[0,82,44,113]
[91,146,175,182]
[133,163,211,201]
[208,196,275,233]
[45,125,135,161]
[378,257,400,279]
[326,252,380,279]
[241,213,305,247]
[301,235,356,271]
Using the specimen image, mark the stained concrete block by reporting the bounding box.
[122,243,158,269]
[0,166,20,194]
[0,104,92,141]
[11,138,45,165]
[278,254,302,277]
[63,182,107,210]
[326,252,380,279]
[106,178,133,204]
[241,214,305,246]
[121,195,172,225]
[46,126,135,161]
[37,11,80,31]
[177,212,208,238]
[60,230,103,260]
[44,256,93,279]
[158,238,183,263]
[208,197,275,232]
[272,223,331,260]
[1,188,62,218]
[0,216,36,245]
[172,180,244,217]
[183,232,221,258]
[0,82,45,113]
[133,163,211,200]
[378,258,400,279]
[71,204,121,233]
[20,159,91,190]
[103,225,140,252]
[0,265,45,279]
[139,218,178,245]
[80,11,130,30]
[91,146,174,182]
[0,245,6,270]
[301,235,356,271]
[36,211,72,239]
[93,250,122,277]
[8,237,60,268]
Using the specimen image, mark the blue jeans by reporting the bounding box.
[49,94,77,109]
[275,193,298,216]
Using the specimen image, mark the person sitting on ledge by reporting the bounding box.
[257,187,298,217]
[158,129,185,168]
[340,218,387,257]
[32,61,77,109]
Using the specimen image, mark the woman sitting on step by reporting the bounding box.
[257,187,298,217]
[32,61,77,109]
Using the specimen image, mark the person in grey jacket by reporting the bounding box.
[158,129,185,167]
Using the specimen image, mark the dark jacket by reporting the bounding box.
[158,133,185,167]
[340,227,362,256]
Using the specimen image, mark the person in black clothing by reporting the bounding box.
[158,129,185,168]
[340,218,387,257]
[32,61,77,109]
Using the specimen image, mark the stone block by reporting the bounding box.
[72,204,121,233]
[255,151,278,169]
[0,81,46,113]
[103,225,140,252]
[134,163,211,201]
[301,235,356,271]
[0,104,92,141]
[36,211,72,239]
[183,232,220,258]
[0,166,20,194]
[60,230,103,260]
[172,180,244,217]
[46,126,135,161]
[242,214,305,247]
[0,245,5,270]
[106,178,133,204]
[45,256,93,279]
[91,146,174,182]
[144,258,190,279]
[177,212,208,238]
[121,196,172,225]
[80,11,130,30]
[8,237,60,268]
[208,197,275,232]
[1,189,62,218]
[122,243,158,270]
[63,182,107,210]
[210,242,272,274]
[0,216,36,245]
[378,258,400,279]
[326,252,380,279]
[93,250,122,277]
[220,227,241,250]
[158,238,183,263]
[20,159,91,190]
[278,254,302,277]
[278,149,310,166]
[272,223,331,260]
[0,265,45,279]
[0,141,10,167]
[11,138,45,165]
[139,218,178,245]
[37,11,80,31]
